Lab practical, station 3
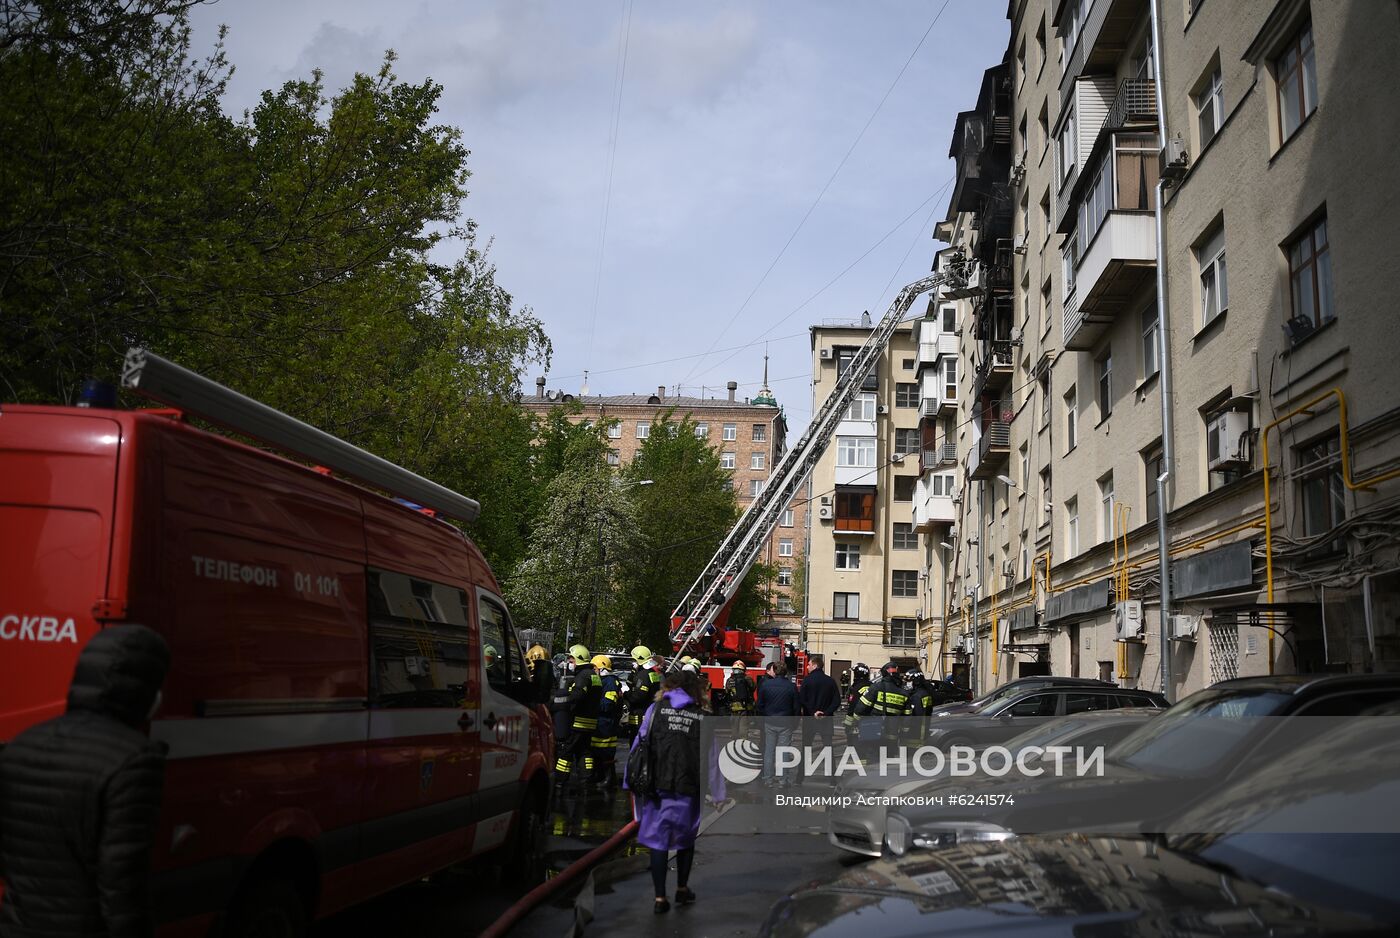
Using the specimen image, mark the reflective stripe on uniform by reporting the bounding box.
[572,717,599,730]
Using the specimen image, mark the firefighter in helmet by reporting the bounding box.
[903,671,937,748]
[551,644,603,788]
[724,660,755,715]
[845,661,910,757]
[590,654,622,787]
[622,645,662,739]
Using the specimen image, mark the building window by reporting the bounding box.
[1040,280,1052,336]
[836,436,877,469]
[751,452,766,470]
[1037,101,1050,156]
[636,421,650,439]
[749,479,764,498]
[723,423,737,441]
[894,428,919,457]
[607,449,620,467]
[895,383,919,407]
[1016,36,1026,88]
[1018,443,1030,488]
[943,358,958,400]
[1039,373,1051,426]
[777,567,793,587]
[1194,64,1224,150]
[694,422,708,438]
[781,508,794,527]
[1141,303,1160,379]
[720,452,735,470]
[1297,433,1345,539]
[833,592,860,620]
[722,479,733,492]
[779,538,794,557]
[885,618,916,646]
[902,357,916,370]
[1064,385,1078,451]
[835,542,861,570]
[1035,17,1047,74]
[940,304,957,332]
[1198,224,1228,327]
[1040,468,1052,528]
[752,424,767,442]
[1099,473,1115,543]
[891,570,919,598]
[844,392,877,422]
[1056,106,1076,187]
[835,489,875,532]
[607,423,622,439]
[1066,497,1079,556]
[893,522,917,550]
[1287,215,1333,328]
[1275,22,1317,143]
[1143,443,1163,525]
[894,476,917,502]
[1097,348,1113,419]
[776,596,796,614]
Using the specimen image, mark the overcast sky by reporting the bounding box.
[189,0,1007,433]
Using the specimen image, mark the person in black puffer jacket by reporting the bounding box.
[0,624,171,938]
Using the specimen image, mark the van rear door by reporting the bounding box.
[0,410,122,741]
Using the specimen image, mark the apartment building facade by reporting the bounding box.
[932,0,1400,698]
[523,377,806,637]
[805,321,931,683]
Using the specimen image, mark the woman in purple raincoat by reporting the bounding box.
[625,671,726,914]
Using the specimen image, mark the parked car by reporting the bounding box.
[877,674,1400,853]
[929,675,1120,717]
[829,709,1159,857]
[766,701,1400,937]
[924,686,1167,750]
[922,678,974,707]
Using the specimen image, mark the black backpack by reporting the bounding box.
[626,704,658,799]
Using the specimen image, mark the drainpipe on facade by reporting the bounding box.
[973,480,984,696]
[1149,0,1175,701]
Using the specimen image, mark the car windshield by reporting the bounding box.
[1106,689,1292,777]
[968,683,1040,713]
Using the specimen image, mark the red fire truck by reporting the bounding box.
[0,350,553,936]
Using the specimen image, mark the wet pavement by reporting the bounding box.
[314,741,854,937]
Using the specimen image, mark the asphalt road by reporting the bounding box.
[311,744,854,938]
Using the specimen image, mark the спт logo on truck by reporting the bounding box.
[0,614,79,642]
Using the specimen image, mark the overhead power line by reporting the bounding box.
[678,0,956,386]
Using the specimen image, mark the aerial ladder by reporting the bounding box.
[668,256,974,668]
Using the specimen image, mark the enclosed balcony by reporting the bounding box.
[916,328,959,370]
[1059,126,1160,351]
[918,368,958,419]
[969,421,1011,481]
[913,474,957,532]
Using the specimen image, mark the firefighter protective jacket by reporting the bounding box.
[724,672,755,712]
[551,664,603,738]
[851,676,911,717]
[624,664,661,715]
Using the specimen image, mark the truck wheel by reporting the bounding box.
[504,788,549,884]
[225,878,308,938]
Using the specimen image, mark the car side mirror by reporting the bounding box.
[998,711,1014,722]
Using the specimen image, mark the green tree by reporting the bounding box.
[505,464,643,653]
[619,411,771,652]
[1,1,553,572]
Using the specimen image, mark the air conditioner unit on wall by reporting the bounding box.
[820,348,833,360]
[1115,600,1144,641]
[1170,614,1200,641]
[1159,135,1189,181]
[817,505,834,520]
[962,634,977,654]
[1207,411,1251,470]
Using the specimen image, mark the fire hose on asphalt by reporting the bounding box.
[479,819,639,938]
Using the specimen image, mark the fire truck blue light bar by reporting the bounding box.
[121,347,481,523]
